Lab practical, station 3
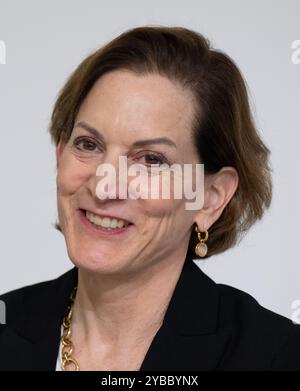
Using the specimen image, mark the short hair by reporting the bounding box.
[49,25,272,259]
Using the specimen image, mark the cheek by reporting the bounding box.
[137,172,196,233]
[140,197,183,220]
[139,171,193,210]
[56,155,91,196]
[140,198,193,252]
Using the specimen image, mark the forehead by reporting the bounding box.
[76,70,196,144]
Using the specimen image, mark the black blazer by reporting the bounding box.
[1,254,300,371]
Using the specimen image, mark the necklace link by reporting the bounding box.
[61,286,80,371]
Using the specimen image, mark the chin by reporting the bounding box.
[68,246,132,275]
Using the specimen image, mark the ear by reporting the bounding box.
[56,137,66,168]
[194,166,239,230]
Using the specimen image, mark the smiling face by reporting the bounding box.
[56,70,202,274]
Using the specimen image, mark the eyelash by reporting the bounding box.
[73,136,169,166]
[73,136,100,152]
[134,152,168,166]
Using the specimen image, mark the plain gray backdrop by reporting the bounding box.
[0,0,299,320]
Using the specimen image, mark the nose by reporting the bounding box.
[86,153,128,201]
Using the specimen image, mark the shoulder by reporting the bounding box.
[0,268,77,331]
[215,282,300,370]
[216,282,296,332]
[0,275,57,302]
[0,268,73,303]
[0,277,56,319]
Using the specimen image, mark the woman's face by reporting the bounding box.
[56,70,202,274]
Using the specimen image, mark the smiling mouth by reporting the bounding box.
[79,209,133,231]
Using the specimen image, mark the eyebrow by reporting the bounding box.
[74,121,105,143]
[74,121,177,149]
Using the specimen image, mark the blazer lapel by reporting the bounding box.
[140,257,232,370]
[139,325,231,370]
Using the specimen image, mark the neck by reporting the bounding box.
[71,250,188,349]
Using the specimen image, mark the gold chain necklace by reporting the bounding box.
[60,286,141,371]
[61,286,79,371]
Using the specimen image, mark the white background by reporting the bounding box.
[0,0,299,320]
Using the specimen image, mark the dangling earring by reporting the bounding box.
[195,225,208,258]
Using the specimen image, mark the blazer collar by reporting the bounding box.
[162,255,219,335]
[139,256,231,370]
[8,253,231,370]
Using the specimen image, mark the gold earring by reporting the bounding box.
[195,225,208,258]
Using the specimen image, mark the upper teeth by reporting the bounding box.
[86,211,130,229]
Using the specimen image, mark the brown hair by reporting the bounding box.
[49,25,272,258]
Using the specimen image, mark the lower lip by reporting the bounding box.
[78,209,134,237]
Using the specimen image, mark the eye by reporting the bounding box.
[139,153,168,166]
[73,137,99,152]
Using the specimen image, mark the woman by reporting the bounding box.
[0,25,299,371]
